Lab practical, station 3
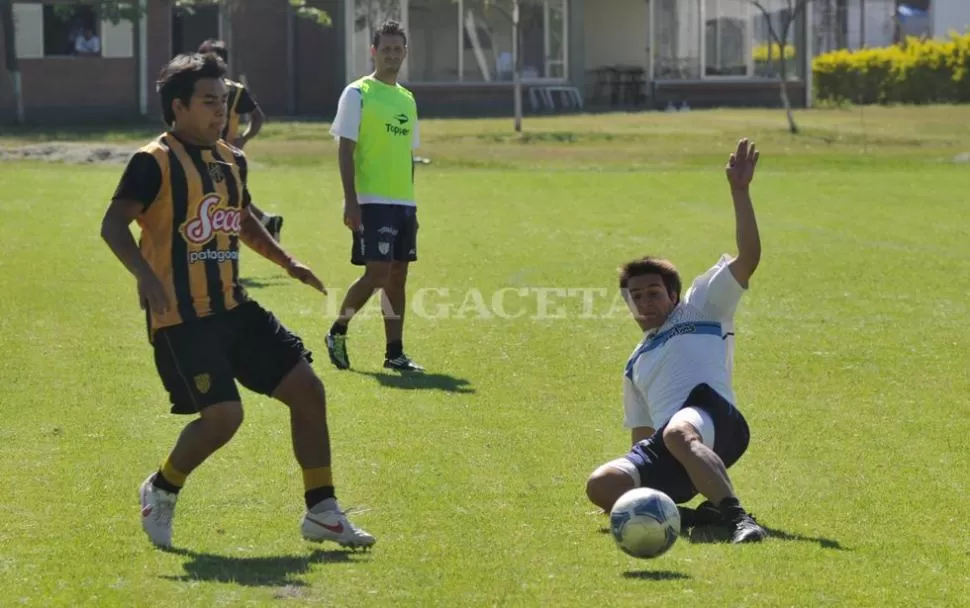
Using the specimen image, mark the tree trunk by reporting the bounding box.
[778,33,798,134]
[779,80,798,134]
[0,0,24,124]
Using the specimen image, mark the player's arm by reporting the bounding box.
[101,199,150,278]
[338,138,358,206]
[623,374,654,446]
[238,207,326,294]
[234,152,327,293]
[725,138,762,288]
[331,86,362,231]
[100,152,169,312]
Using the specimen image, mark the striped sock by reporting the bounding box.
[303,466,336,510]
[153,456,188,494]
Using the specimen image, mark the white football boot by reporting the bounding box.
[139,474,178,548]
[301,498,376,549]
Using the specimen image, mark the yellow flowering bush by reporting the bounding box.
[813,32,970,103]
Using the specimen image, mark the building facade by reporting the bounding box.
[0,0,344,124]
[1,0,825,124]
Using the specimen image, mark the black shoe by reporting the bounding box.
[694,500,725,526]
[264,215,284,242]
[326,333,350,370]
[731,513,768,544]
[679,500,728,533]
[384,354,425,373]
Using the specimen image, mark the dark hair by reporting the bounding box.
[372,20,407,47]
[156,53,227,127]
[198,39,228,62]
[618,256,682,299]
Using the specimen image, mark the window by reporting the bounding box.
[459,0,567,82]
[653,0,702,79]
[355,0,569,84]
[752,0,801,79]
[651,0,808,81]
[460,1,513,82]
[350,0,405,80]
[704,0,749,77]
[408,0,460,82]
[43,3,99,57]
[172,4,220,56]
[521,0,566,79]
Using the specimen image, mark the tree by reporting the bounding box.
[749,0,812,134]
[171,0,330,27]
[0,0,330,125]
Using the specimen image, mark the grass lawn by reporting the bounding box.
[1,106,968,606]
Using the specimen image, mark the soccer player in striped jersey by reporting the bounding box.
[585,139,768,544]
[100,52,374,550]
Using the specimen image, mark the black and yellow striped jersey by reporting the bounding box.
[223,78,257,141]
[111,132,252,338]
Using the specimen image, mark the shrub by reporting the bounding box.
[812,32,970,104]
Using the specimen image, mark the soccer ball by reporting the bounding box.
[609,488,681,558]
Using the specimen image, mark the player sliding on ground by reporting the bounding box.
[99,52,374,550]
[585,138,768,544]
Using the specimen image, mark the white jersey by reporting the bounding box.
[623,254,746,430]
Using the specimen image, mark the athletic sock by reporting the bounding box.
[303,466,336,510]
[386,340,403,359]
[329,322,348,336]
[153,457,187,494]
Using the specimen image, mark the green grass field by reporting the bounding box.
[1,106,969,607]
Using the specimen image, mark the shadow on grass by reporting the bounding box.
[599,523,848,551]
[159,547,365,587]
[239,276,290,290]
[622,570,692,581]
[687,524,848,551]
[353,369,475,394]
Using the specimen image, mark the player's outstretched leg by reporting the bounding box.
[139,473,178,548]
[139,401,244,548]
[327,262,391,370]
[662,420,766,543]
[585,462,636,513]
[273,360,375,549]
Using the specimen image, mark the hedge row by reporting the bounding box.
[813,33,970,104]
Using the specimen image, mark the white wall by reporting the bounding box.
[12,3,44,58]
[583,0,647,69]
[933,0,970,37]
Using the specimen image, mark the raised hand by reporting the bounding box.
[725,138,759,191]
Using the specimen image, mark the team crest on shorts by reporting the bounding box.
[378,241,390,255]
[194,373,212,394]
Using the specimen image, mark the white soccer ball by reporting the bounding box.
[609,488,681,558]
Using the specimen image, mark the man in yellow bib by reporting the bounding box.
[327,20,423,373]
